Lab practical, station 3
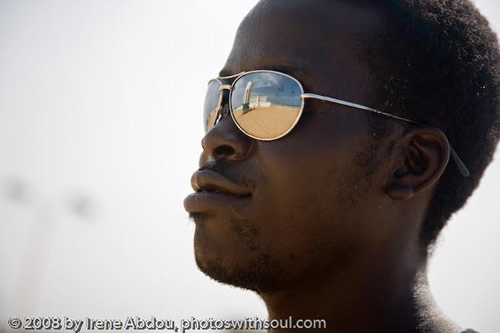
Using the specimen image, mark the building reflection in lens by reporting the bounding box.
[233,77,302,139]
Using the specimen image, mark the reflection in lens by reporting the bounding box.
[204,80,221,132]
[231,72,302,140]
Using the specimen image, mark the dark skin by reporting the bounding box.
[184,0,461,332]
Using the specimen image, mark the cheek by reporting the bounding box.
[248,114,374,260]
[256,111,366,213]
[246,153,348,263]
[246,172,356,277]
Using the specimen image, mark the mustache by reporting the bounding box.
[198,159,252,190]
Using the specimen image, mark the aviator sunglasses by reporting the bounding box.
[204,70,470,177]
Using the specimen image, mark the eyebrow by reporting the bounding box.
[218,69,235,78]
[267,65,306,81]
[217,65,306,82]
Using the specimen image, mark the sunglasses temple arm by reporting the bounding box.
[302,93,470,177]
[450,147,470,177]
[302,93,422,124]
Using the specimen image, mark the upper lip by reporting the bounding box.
[191,170,251,197]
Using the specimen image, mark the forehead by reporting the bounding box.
[222,0,386,102]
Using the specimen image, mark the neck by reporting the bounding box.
[259,236,460,333]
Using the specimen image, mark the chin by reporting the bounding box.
[194,246,285,293]
[191,213,291,293]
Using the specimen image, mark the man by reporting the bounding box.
[184,0,500,332]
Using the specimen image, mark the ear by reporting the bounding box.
[385,127,450,201]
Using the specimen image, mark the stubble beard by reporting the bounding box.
[191,214,287,293]
[194,251,286,293]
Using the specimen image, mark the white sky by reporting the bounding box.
[0,1,499,332]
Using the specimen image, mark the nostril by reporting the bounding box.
[213,145,235,158]
[201,116,253,161]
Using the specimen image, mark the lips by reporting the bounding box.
[184,170,252,213]
[192,170,251,196]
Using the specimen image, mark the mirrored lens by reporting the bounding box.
[230,72,303,140]
[204,80,222,132]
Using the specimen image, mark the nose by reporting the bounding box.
[201,104,253,162]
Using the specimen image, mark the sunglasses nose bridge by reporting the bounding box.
[214,85,232,124]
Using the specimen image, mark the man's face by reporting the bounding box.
[184,0,391,292]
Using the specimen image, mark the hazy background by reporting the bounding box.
[0,0,499,332]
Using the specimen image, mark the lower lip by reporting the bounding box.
[183,192,251,213]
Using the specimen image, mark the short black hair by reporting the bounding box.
[359,0,500,248]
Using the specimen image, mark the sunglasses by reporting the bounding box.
[203,70,469,177]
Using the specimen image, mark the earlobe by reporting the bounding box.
[385,128,451,201]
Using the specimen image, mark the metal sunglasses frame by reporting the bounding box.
[207,69,470,177]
